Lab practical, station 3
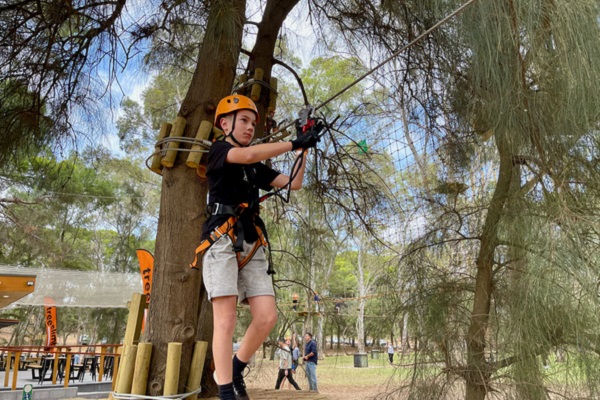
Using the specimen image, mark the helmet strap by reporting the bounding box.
[224,111,247,147]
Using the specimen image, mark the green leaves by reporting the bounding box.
[0,150,158,272]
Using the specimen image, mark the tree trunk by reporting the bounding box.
[145,0,305,394]
[401,313,409,351]
[356,244,366,354]
[145,0,246,396]
[246,0,300,138]
[317,310,324,359]
[464,136,515,400]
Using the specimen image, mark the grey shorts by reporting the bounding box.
[202,235,274,304]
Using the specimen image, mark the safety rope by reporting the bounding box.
[144,136,212,171]
[233,78,278,96]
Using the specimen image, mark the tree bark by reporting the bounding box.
[356,243,366,354]
[464,135,515,400]
[145,0,246,396]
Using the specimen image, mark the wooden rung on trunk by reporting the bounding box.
[114,344,137,395]
[186,120,213,169]
[150,122,172,175]
[185,341,208,400]
[163,342,182,396]
[131,342,152,395]
[161,116,187,168]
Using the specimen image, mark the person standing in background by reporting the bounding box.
[387,341,395,364]
[275,338,301,390]
[303,332,318,392]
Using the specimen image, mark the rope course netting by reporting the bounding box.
[299,72,498,257]
[0,265,142,308]
[251,0,494,262]
[370,110,496,246]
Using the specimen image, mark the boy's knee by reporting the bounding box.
[214,315,236,334]
[254,311,277,330]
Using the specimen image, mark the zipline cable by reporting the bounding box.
[254,0,479,144]
[314,0,479,113]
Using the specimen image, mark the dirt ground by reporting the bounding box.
[231,355,391,400]
[69,350,419,399]
[209,387,382,400]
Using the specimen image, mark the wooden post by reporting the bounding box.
[163,342,182,396]
[4,351,12,387]
[123,293,146,346]
[161,116,186,168]
[250,68,264,101]
[51,350,59,384]
[111,347,122,393]
[63,354,72,388]
[185,341,208,400]
[268,77,278,111]
[131,342,152,395]
[98,347,105,382]
[114,344,137,395]
[11,351,20,390]
[212,126,224,141]
[186,120,212,169]
[117,286,146,400]
[150,122,172,174]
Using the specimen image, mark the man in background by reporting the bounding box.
[303,332,318,392]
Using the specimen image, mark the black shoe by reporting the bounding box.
[218,391,236,400]
[217,382,236,400]
[232,374,250,400]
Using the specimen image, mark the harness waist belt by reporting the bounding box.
[189,203,268,270]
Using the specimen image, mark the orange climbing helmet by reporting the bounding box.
[214,94,259,129]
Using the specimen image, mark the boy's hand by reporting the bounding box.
[291,131,320,150]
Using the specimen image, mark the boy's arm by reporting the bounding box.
[269,150,307,190]
[226,131,318,165]
[226,142,293,165]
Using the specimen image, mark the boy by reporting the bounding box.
[291,337,300,374]
[201,94,319,400]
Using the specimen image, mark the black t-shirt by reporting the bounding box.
[201,140,280,242]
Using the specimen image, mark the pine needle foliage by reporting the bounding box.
[317,0,600,398]
[416,0,600,398]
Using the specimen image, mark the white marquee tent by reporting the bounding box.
[0,265,143,308]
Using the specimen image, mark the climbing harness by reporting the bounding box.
[190,202,269,271]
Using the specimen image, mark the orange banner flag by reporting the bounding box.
[137,249,154,334]
[43,297,57,348]
[137,249,154,304]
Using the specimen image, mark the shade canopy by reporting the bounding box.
[0,265,143,308]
